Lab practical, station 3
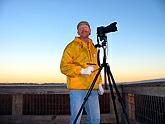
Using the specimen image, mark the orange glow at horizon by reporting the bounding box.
[0,68,164,83]
[0,73,66,83]
[0,57,164,83]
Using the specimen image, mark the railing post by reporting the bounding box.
[12,94,23,115]
[109,93,115,114]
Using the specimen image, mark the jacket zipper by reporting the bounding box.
[88,49,92,63]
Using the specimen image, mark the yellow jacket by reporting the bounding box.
[60,37,102,90]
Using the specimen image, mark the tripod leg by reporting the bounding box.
[107,64,131,124]
[106,65,120,124]
[104,64,108,89]
[73,65,103,124]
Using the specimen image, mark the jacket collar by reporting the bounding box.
[74,37,93,48]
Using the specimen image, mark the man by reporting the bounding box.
[60,21,104,124]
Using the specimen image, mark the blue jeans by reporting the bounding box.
[69,90,100,124]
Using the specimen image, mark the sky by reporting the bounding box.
[0,0,165,83]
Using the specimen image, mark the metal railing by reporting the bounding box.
[0,84,113,124]
[0,94,12,115]
[0,79,164,124]
[119,79,165,124]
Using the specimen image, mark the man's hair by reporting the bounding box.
[77,21,90,30]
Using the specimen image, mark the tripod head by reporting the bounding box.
[95,22,117,48]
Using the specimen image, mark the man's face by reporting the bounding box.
[77,24,91,39]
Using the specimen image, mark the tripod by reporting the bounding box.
[73,24,130,124]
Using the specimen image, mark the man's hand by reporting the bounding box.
[98,84,104,95]
[80,66,94,75]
